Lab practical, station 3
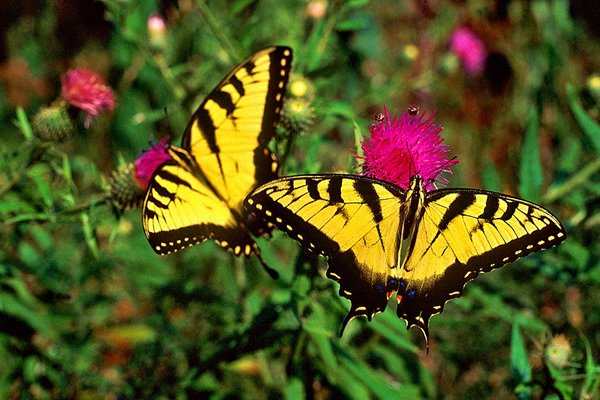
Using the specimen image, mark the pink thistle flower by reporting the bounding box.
[134,137,172,190]
[61,69,115,128]
[356,105,459,191]
[449,27,487,75]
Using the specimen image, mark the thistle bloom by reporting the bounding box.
[134,136,172,190]
[356,105,459,191]
[449,27,487,75]
[61,69,115,128]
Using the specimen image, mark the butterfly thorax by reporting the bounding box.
[401,175,426,239]
[396,175,426,276]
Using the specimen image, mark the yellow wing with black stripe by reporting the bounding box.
[244,174,566,344]
[142,47,292,273]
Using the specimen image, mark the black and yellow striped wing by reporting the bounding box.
[142,47,292,262]
[396,187,566,341]
[244,174,566,344]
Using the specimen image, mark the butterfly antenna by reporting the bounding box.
[424,156,458,189]
[163,106,174,140]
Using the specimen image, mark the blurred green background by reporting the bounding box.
[1,0,600,398]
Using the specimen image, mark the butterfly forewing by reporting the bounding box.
[183,47,291,215]
[142,47,292,262]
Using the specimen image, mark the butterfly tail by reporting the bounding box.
[252,244,279,279]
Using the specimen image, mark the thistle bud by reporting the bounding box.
[281,98,315,135]
[32,103,75,142]
[107,163,146,210]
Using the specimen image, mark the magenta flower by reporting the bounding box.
[134,137,172,189]
[449,27,487,75]
[356,105,459,191]
[61,69,115,128]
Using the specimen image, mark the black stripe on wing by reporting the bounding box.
[397,217,565,332]
[397,190,566,338]
[245,175,406,332]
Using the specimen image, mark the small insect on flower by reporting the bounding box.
[356,105,459,191]
[61,69,115,128]
[407,105,420,116]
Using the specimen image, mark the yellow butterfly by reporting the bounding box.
[245,173,566,344]
[142,47,293,277]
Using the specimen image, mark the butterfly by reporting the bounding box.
[244,173,566,345]
[142,46,293,278]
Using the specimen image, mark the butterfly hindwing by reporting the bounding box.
[397,189,566,339]
[245,174,408,328]
[142,147,258,257]
[142,47,292,264]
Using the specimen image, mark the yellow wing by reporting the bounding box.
[245,174,566,344]
[396,188,566,342]
[245,174,409,329]
[142,47,292,271]
[182,46,292,211]
[142,147,260,257]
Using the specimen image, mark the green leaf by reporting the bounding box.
[511,322,532,400]
[15,107,33,140]
[481,160,502,192]
[543,157,600,203]
[80,212,100,260]
[566,84,600,154]
[369,310,419,353]
[336,18,368,32]
[29,166,53,208]
[582,333,600,398]
[338,351,403,399]
[519,108,542,202]
[342,0,369,10]
[560,240,590,271]
[284,378,305,400]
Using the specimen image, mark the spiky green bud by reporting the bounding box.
[32,104,75,142]
[107,163,146,210]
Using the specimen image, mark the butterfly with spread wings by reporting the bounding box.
[142,47,293,277]
[244,173,566,345]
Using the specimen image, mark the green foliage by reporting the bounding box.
[1,0,600,398]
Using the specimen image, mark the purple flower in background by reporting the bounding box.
[61,69,115,128]
[134,137,172,190]
[450,27,487,75]
[356,105,459,191]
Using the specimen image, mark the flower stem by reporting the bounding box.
[542,157,600,203]
[196,0,240,61]
[2,194,112,225]
[0,141,48,200]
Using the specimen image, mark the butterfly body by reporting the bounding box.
[142,47,292,276]
[245,173,566,343]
